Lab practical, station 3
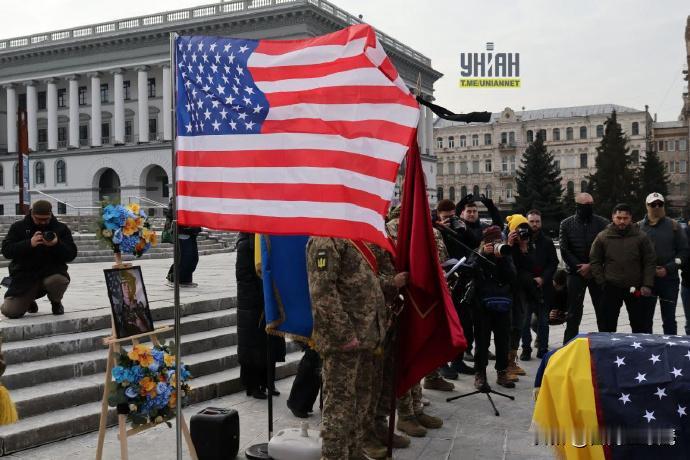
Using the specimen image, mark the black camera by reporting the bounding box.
[447,215,466,231]
[42,231,56,242]
[517,227,531,240]
[494,242,512,256]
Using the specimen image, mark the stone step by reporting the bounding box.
[1,326,244,390]
[0,353,300,456]
[0,297,234,343]
[2,308,237,365]
[74,243,225,258]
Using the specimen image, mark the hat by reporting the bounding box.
[482,225,502,242]
[31,200,52,215]
[506,214,529,232]
[645,192,664,205]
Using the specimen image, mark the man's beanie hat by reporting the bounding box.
[506,214,529,232]
[31,200,52,215]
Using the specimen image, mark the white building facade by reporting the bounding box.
[0,0,440,215]
[434,105,652,210]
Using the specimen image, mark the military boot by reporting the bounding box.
[496,370,516,388]
[396,416,427,437]
[373,422,410,449]
[362,436,388,459]
[507,349,527,377]
[474,370,489,391]
[416,412,443,429]
[423,375,455,392]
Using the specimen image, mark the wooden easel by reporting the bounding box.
[95,321,198,460]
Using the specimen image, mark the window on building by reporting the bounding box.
[0,165,4,187]
[473,185,480,196]
[436,137,443,148]
[669,161,677,173]
[449,186,455,201]
[506,184,513,199]
[680,139,687,151]
[38,91,47,110]
[539,129,547,141]
[501,132,508,144]
[658,140,665,151]
[34,161,45,184]
[630,149,639,165]
[580,180,588,193]
[509,132,515,145]
[78,86,87,105]
[123,80,131,100]
[101,123,110,142]
[461,186,468,198]
[437,162,443,176]
[79,124,88,142]
[472,134,479,146]
[485,159,492,172]
[567,181,574,194]
[58,127,67,144]
[460,161,468,174]
[448,136,455,148]
[485,184,492,199]
[125,119,133,140]
[472,160,480,174]
[484,133,492,145]
[14,163,19,186]
[459,135,466,147]
[38,128,47,144]
[437,187,443,201]
[502,156,508,172]
[57,89,66,108]
[100,84,109,103]
[509,155,516,172]
[149,118,158,137]
[631,122,639,136]
[148,78,156,98]
[57,202,67,215]
[448,162,455,175]
[681,160,687,174]
[669,140,676,152]
[526,130,533,143]
[554,159,560,170]
[553,128,560,141]
[18,94,26,111]
[566,127,573,140]
[596,125,604,137]
[580,153,588,169]
[580,126,587,139]
[56,160,66,183]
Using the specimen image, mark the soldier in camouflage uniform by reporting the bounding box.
[307,237,407,460]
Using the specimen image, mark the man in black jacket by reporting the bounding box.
[1,200,77,318]
[559,193,609,343]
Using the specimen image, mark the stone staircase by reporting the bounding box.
[0,297,301,456]
[0,216,238,268]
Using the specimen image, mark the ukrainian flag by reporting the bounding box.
[258,235,312,342]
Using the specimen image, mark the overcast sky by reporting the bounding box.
[2,0,687,121]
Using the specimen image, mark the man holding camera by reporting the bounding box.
[1,200,77,318]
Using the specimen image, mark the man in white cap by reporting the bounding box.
[638,192,688,334]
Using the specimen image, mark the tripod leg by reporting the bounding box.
[446,390,481,403]
[485,393,500,416]
[489,389,515,400]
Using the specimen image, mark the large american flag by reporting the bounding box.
[174,25,419,249]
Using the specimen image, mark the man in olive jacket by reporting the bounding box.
[590,204,656,333]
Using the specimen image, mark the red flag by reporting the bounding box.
[394,140,466,397]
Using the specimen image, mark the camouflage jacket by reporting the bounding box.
[386,217,449,263]
[306,238,396,354]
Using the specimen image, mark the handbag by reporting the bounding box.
[481,296,512,313]
[161,220,173,244]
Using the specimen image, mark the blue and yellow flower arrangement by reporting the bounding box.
[108,342,191,427]
[97,203,158,257]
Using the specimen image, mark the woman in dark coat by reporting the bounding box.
[236,233,286,399]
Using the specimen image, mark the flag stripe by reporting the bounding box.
[177,166,395,200]
[178,210,391,251]
[177,181,389,213]
[249,54,372,82]
[261,119,415,145]
[176,150,400,181]
[176,133,408,163]
[265,103,419,127]
[254,67,395,93]
[253,25,372,56]
[249,38,368,68]
[265,86,418,108]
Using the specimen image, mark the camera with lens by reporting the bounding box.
[447,215,466,231]
[517,227,531,240]
[42,231,56,242]
[494,242,512,256]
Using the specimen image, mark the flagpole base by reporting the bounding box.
[245,442,271,459]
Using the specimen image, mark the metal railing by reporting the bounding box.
[128,196,167,208]
[28,189,101,217]
[0,0,431,66]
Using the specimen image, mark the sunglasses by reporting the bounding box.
[648,202,664,208]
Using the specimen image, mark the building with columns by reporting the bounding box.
[434,105,652,211]
[0,0,440,215]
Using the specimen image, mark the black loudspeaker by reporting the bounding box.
[190,407,240,460]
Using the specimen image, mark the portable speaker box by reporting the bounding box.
[190,407,240,460]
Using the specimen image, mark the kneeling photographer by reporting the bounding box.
[466,225,517,390]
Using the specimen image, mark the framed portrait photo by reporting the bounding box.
[103,266,155,338]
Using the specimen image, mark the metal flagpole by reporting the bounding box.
[169,31,183,460]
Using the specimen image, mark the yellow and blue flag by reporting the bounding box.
[259,235,312,342]
[533,332,689,459]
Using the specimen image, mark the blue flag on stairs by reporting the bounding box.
[260,235,312,342]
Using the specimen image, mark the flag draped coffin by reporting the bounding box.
[174,25,418,250]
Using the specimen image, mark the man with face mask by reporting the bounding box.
[558,193,609,343]
[637,193,688,335]
[1,200,77,318]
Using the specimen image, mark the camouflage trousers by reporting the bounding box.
[321,349,375,460]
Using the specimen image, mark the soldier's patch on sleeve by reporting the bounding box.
[316,250,328,271]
